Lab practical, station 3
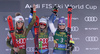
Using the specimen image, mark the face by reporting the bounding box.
[58,24,65,30]
[16,21,24,28]
[40,23,46,29]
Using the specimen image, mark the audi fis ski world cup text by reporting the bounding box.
[25,4,97,10]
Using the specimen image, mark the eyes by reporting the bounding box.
[17,21,24,23]
[40,23,46,26]
[59,23,65,26]
[59,25,65,26]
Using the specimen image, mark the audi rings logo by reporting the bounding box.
[48,36,54,42]
[84,16,98,22]
[26,47,34,52]
[73,46,80,52]
[85,36,99,42]
[71,26,79,32]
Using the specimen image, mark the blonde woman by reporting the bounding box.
[6,4,36,54]
[28,5,58,54]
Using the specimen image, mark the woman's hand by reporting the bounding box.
[33,4,36,11]
[13,47,20,52]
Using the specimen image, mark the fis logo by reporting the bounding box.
[84,16,98,22]
[85,36,99,42]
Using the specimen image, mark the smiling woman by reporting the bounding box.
[15,13,25,34]
[6,4,36,54]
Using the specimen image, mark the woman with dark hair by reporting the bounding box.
[49,6,75,54]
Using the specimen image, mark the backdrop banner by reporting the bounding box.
[0,0,100,54]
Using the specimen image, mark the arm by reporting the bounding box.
[47,14,56,35]
[7,32,20,52]
[48,5,58,35]
[25,4,36,36]
[6,32,14,49]
[28,8,35,38]
[48,13,57,35]
[28,7,33,23]
[28,13,33,23]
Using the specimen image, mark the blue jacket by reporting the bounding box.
[28,13,56,53]
[28,13,56,37]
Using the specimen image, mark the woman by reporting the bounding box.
[49,7,75,54]
[6,4,36,54]
[28,5,57,54]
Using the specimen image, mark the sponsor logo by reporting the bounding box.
[85,36,99,42]
[56,17,79,20]
[26,47,34,52]
[84,16,98,22]
[73,46,80,52]
[5,28,9,30]
[5,49,11,51]
[48,36,54,42]
[7,16,78,21]
[86,48,99,51]
[71,26,79,32]
[5,17,15,21]
[85,28,98,30]
[27,38,34,40]
[73,37,80,40]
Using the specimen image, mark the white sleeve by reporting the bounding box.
[49,22,57,35]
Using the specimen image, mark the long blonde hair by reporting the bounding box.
[14,12,26,36]
[15,23,26,35]
[39,24,47,34]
